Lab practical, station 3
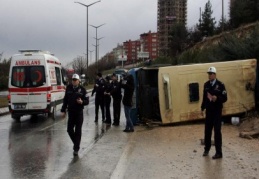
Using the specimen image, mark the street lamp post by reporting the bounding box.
[92,44,99,71]
[88,50,94,65]
[89,23,105,72]
[93,36,104,64]
[74,0,101,75]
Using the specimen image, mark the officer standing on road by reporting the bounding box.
[103,75,112,124]
[92,72,106,122]
[61,74,89,156]
[201,67,227,159]
[109,73,122,126]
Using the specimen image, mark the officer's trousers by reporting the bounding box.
[67,111,84,152]
[204,108,222,155]
[104,96,111,123]
[95,96,105,120]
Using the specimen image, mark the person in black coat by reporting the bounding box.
[61,74,89,156]
[201,67,227,159]
[104,75,112,124]
[91,72,106,122]
[109,74,122,126]
[121,74,135,132]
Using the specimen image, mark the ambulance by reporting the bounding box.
[8,50,66,121]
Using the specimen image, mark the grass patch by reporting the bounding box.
[84,84,94,91]
[0,96,8,108]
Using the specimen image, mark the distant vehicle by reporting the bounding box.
[114,69,127,75]
[8,50,66,121]
[131,59,257,124]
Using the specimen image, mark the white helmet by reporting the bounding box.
[72,74,80,81]
[207,67,216,74]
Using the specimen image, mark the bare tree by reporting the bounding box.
[0,52,3,62]
[72,56,87,75]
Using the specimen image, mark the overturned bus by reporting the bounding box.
[129,59,257,124]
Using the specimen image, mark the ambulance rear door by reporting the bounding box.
[10,57,47,111]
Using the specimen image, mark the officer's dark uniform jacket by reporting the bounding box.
[201,79,227,111]
[104,79,112,95]
[61,84,88,112]
[91,78,106,98]
[110,80,122,99]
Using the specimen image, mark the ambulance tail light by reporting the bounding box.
[8,94,11,102]
[47,93,51,102]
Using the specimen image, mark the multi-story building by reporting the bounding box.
[123,40,141,64]
[113,44,126,65]
[139,31,158,60]
[157,0,187,56]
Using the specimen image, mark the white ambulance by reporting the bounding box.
[8,50,66,121]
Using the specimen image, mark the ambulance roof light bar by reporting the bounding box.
[19,50,51,55]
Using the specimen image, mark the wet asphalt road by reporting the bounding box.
[1,93,259,179]
[0,96,118,179]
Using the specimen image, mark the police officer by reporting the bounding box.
[92,72,106,122]
[104,75,112,124]
[201,67,227,159]
[61,74,89,156]
[109,73,122,126]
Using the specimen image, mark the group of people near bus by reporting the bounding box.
[60,72,135,156]
[61,67,228,160]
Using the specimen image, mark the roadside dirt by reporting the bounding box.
[239,117,259,139]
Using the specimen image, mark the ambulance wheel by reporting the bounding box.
[12,114,21,122]
[51,105,56,120]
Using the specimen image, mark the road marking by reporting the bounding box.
[39,122,60,131]
[110,133,136,179]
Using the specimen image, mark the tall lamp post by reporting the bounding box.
[74,0,101,76]
[89,23,105,72]
[93,36,104,65]
[88,50,94,65]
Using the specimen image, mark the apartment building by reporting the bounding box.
[157,0,187,56]
[139,31,158,60]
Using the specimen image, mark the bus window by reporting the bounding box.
[189,83,199,102]
[162,74,172,110]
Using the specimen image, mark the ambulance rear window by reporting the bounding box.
[11,66,46,87]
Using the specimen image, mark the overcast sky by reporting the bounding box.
[0,0,229,66]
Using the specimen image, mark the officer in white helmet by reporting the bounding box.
[201,67,227,159]
[61,74,89,156]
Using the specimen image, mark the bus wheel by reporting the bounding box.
[51,105,56,120]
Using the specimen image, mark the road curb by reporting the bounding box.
[0,107,9,116]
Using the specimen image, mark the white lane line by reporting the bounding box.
[110,133,136,179]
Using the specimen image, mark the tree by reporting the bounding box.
[168,23,188,57]
[198,0,216,37]
[72,56,87,76]
[0,58,11,90]
[215,17,231,34]
[230,0,259,28]
[187,26,203,48]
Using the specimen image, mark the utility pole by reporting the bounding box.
[200,7,201,25]
[222,0,224,32]
[75,1,101,75]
